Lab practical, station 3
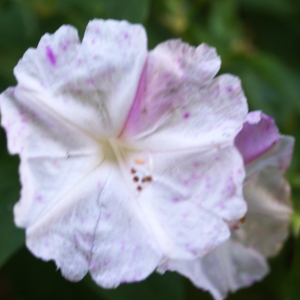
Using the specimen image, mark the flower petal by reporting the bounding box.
[118,144,246,260]
[121,40,247,150]
[13,20,147,139]
[0,87,103,227]
[234,136,294,257]
[2,91,163,286]
[158,241,269,300]
[235,111,280,165]
[245,135,294,180]
[26,160,162,287]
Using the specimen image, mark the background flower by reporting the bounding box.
[158,111,294,299]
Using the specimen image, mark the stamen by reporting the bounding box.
[133,176,139,182]
[137,186,142,191]
[240,216,247,224]
[142,176,152,183]
[131,168,136,174]
[134,158,146,165]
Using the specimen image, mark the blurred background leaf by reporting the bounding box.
[84,270,185,300]
[0,128,24,268]
[100,0,149,23]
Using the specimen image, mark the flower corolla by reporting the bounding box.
[158,111,294,299]
[0,19,248,287]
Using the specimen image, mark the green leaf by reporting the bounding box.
[0,128,24,267]
[3,246,103,300]
[0,2,39,49]
[243,54,300,111]
[84,271,185,300]
[291,212,300,237]
[238,0,296,15]
[287,236,300,300]
[101,0,150,24]
[222,52,300,132]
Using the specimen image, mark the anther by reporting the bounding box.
[137,186,142,191]
[240,216,247,224]
[131,168,136,174]
[134,158,146,165]
[133,176,139,182]
[142,176,152,183]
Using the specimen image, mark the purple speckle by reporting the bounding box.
[35,195,42,202]
[246,279,254,286]
[87,78,95,85]
[205,176,211,188]
[21,116,28,124]
[193,162,200,168]
[103,259,110,267]
[183,112,190,119]
[185,243,197,255]
[90,260,97,269]
[83,233,93,243]
[124,32,129,39]
[226,86,233,93]
[46,46,56,66]
[172,197,180,203]
[121,240,126,250]
[191,173,198,179]
[161,264,169,271]
[219,202,225,210]
[62,41,70,51]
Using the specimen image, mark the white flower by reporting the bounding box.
[158,111,294,299]
[0,19,248,287]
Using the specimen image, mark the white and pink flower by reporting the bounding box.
[0,20,248,287]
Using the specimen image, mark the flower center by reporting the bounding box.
[130,154,153,192]
[106,138,153,193]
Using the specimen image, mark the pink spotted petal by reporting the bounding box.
[120,146,245,260]
[26,160,162,287]
[13,20,147,140]
[121,40,248,151]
